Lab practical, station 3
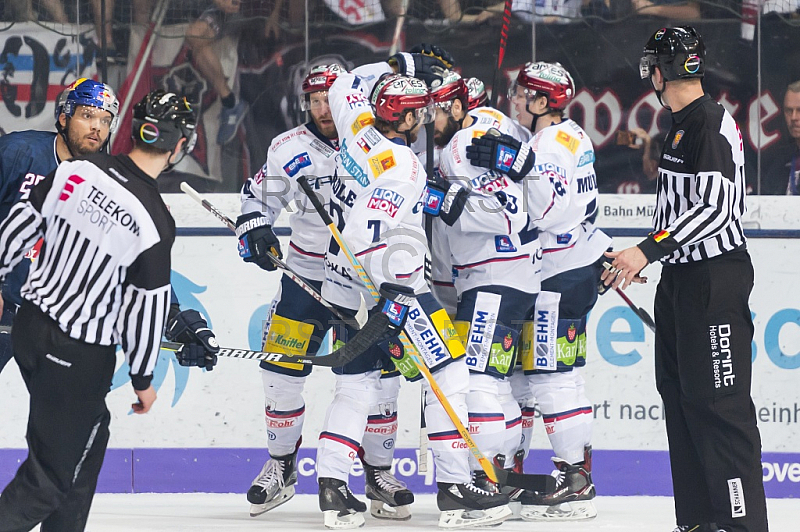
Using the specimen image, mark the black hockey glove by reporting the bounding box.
[235,212,281,271]
[466,128,535,182]
[373,282,416,342]
[166,309,219,371]
[423,174,470,227]
[387,52,447,87]
[408,43,455,69]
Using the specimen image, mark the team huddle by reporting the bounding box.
[236,44,607,529]
[0,24,767,532]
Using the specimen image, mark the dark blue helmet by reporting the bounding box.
[58,78,120,132]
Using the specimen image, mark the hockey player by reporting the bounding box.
[467,61,612,521]
[237,64,412,521]
[465,78,489,111]
[0,79,119,373]
[427,71,539,494]
[0,89,196,532]
[315,57,511,529]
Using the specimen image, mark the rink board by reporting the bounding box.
[0,448,798,497]
[0,195,798,497]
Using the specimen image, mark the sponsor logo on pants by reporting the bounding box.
[728,477,746,518]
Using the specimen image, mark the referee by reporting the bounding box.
[603,27,768,532]
[0,90,196,532]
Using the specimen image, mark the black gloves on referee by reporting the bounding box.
[166,307,219,371]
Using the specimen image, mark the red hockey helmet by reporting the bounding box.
[370,74,435,125]
[301,64,346,111]
[465,77,489,110]
[509,61,575,111]
[429,70,468,113]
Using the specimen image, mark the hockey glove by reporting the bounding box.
[387,52,447,87]
[373,283,416,342]
[235,212,281,271]
[466,128,535,182]
[408,43,455,69]
[166,309,219,371]
[423,174,470,227]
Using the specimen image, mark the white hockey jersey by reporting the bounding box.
[437,107,541,295]
[321,64,429,310]
[523,119,612,280]
[240,122,339,281]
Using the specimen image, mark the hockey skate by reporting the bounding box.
[247,451,298,517]
[671,525,723,532]
[319,477,367,529]
[436,482,512,529]
[519,456,597,521]
[363,461,414,520]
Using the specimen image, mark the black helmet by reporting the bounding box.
[640,26,705,82]
[131,90,197,154]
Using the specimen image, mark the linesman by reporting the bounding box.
[0,90,196,532]
[604,26,768,532]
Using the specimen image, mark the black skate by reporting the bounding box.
[519,456,596,521]
[671,525,722,532]
[318,477,367,529]
[363,461,414,520]
[247,450,298,517]
[436,482,512,529]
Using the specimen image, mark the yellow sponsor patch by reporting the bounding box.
[556,130,579,154]
[368,150,396,177]
[430,309,466,359]
[471,129,487,139]
[262,315,315,370]
[519,321,535,372]
[351,112,375,135]
[454,320,470,348]
[477,109,504,122]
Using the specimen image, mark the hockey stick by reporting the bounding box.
[159,331,385,367]
[601,262,656,332]
[388,0,410,56]
[297,176,551,491]
[490,0,513,108]
[179,182,367,330]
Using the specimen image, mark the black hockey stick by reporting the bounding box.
[179,182,366,330]
[601,262,656,332]
[160,340,375,367]
[490,0,513,108]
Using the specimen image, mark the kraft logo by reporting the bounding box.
[59,174,85,201]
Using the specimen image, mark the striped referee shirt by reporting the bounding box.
[638,95,747,265]
[0,154,174,390]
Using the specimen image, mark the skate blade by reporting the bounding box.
[323,509,366,529]
[249,485,296,517]
[506,500,522,520]
[438,504,512,529]
[519,500,597,521]
[369,500,412,520]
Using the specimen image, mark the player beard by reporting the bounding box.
[67,127,105,156]
[434,116,460,148]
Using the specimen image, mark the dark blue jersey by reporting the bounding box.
[0,131,59,307]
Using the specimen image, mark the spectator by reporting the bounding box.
[630,0,701,19]
[4,0,67,23]
[761,80,800,194]
[599,128,662,194]
[185,0,252,145]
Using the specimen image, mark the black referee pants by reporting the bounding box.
[0,302,115,532]
[654,250,768,532]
